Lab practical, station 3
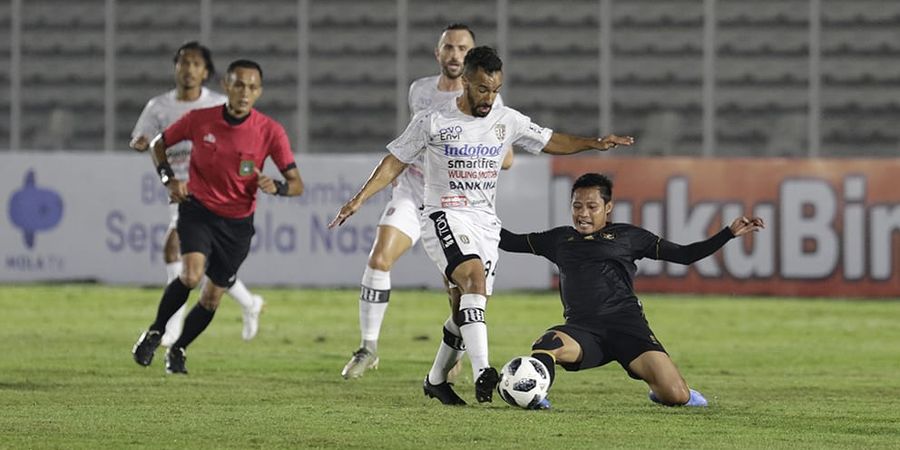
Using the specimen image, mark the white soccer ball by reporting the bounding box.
[497,356,551,409]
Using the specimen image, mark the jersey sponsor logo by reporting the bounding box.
[439,125,462,141]
[203,133,216,143]
[493,124,506,141]
[443,143,503,157]
[441,195,468,207]
[239,160,255,177]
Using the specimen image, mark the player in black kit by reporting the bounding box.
[499,173,764,409]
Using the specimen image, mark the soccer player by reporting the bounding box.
[330,46,633,405]
[131,42,265,345]
[341,24,514,380]
[499,173,765,408]
[132,60,304,374]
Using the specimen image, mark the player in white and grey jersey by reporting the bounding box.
[330,46,634,405]
[341,24,511,380]
[130,42,264,347]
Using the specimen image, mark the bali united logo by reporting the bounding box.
[493,124,506,142]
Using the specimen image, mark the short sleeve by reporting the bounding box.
[132,100,160,139]
[387,111,430,164]
[162,109,193,147]
[267,121,296,171]
[509,109,553,154]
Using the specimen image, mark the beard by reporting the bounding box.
[467,91,492,117]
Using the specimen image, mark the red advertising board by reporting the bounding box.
[552,157,900,297]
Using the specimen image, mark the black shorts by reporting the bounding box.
[177,198,254,288]
[550,309,667,380]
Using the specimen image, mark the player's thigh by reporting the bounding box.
[205,218,254,290]
[368,225,413,269]
[532,329,583,364]
[421,208,499,295]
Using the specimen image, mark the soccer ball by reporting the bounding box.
[496,356,550,409]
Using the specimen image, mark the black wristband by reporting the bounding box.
[156,161,175,185]
[274,180,289,196]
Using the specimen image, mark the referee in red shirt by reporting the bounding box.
[132,60,304,374]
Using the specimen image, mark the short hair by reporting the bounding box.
[463,46,502,77]
[571,173,613,203]
[173,41,214,78]
[443,23,475,41]
[226,59,264,81]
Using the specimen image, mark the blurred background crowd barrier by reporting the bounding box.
[2,0,898,157]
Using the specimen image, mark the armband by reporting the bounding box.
[274,180,289,196]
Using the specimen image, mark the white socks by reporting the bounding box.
[359,267,391,344]
[427,316,466,384]
[458,293,489,379]
[227,279,255,309]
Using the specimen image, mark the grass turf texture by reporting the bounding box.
[1,285,899,449]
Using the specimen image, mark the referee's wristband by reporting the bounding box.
[274,180,289,196]
[156,161,175,185]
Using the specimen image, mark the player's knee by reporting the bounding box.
[531,331,565,357]
[656,382,691,405]
[179,271,204,289]
[367,253,394,272]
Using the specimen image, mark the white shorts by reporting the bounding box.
[167,203,179,231]
[420,207,501,296]
[378,179,425,243]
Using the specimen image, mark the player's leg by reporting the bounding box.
[165,280,228,375]
[226,278,264,341]
[163,204,254,374]
[627,351,706,406]
[423,311,467,406]
[443,284,466,384]
[133,251,206,366]
[160,208,186,347]
[449,257,500,402]
[342,197,418,379]
[528,329,583,410]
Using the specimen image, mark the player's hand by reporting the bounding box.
[597,134,634,151]
[729,216,765,237]
[167,179,189,203]
[130,135,150,152]
[255,168,277,195]
[328,200,360,229]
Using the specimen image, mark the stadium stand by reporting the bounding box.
[4,0,899,156]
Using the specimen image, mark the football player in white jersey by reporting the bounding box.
[330,46,634,405]
[341,24,513,380]
[130,42,264,346]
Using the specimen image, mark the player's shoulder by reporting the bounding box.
[143,89,177,110]
[409,75,439,92]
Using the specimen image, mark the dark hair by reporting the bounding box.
[173,41,215,78]
[463,46,502,76]
[443,23,475,41]
[226,59,264,81]
[571,173,613,203]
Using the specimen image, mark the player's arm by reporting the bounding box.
[501,147,514,170]
[655,216,765,264]
[499,228,559,261]
[328,154,408,228]
[256,164,304,197]
[149,133,189,203]
[130,101,157,152]
[542,133,634,155]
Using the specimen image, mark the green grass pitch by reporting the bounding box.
[1,285,899,449]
